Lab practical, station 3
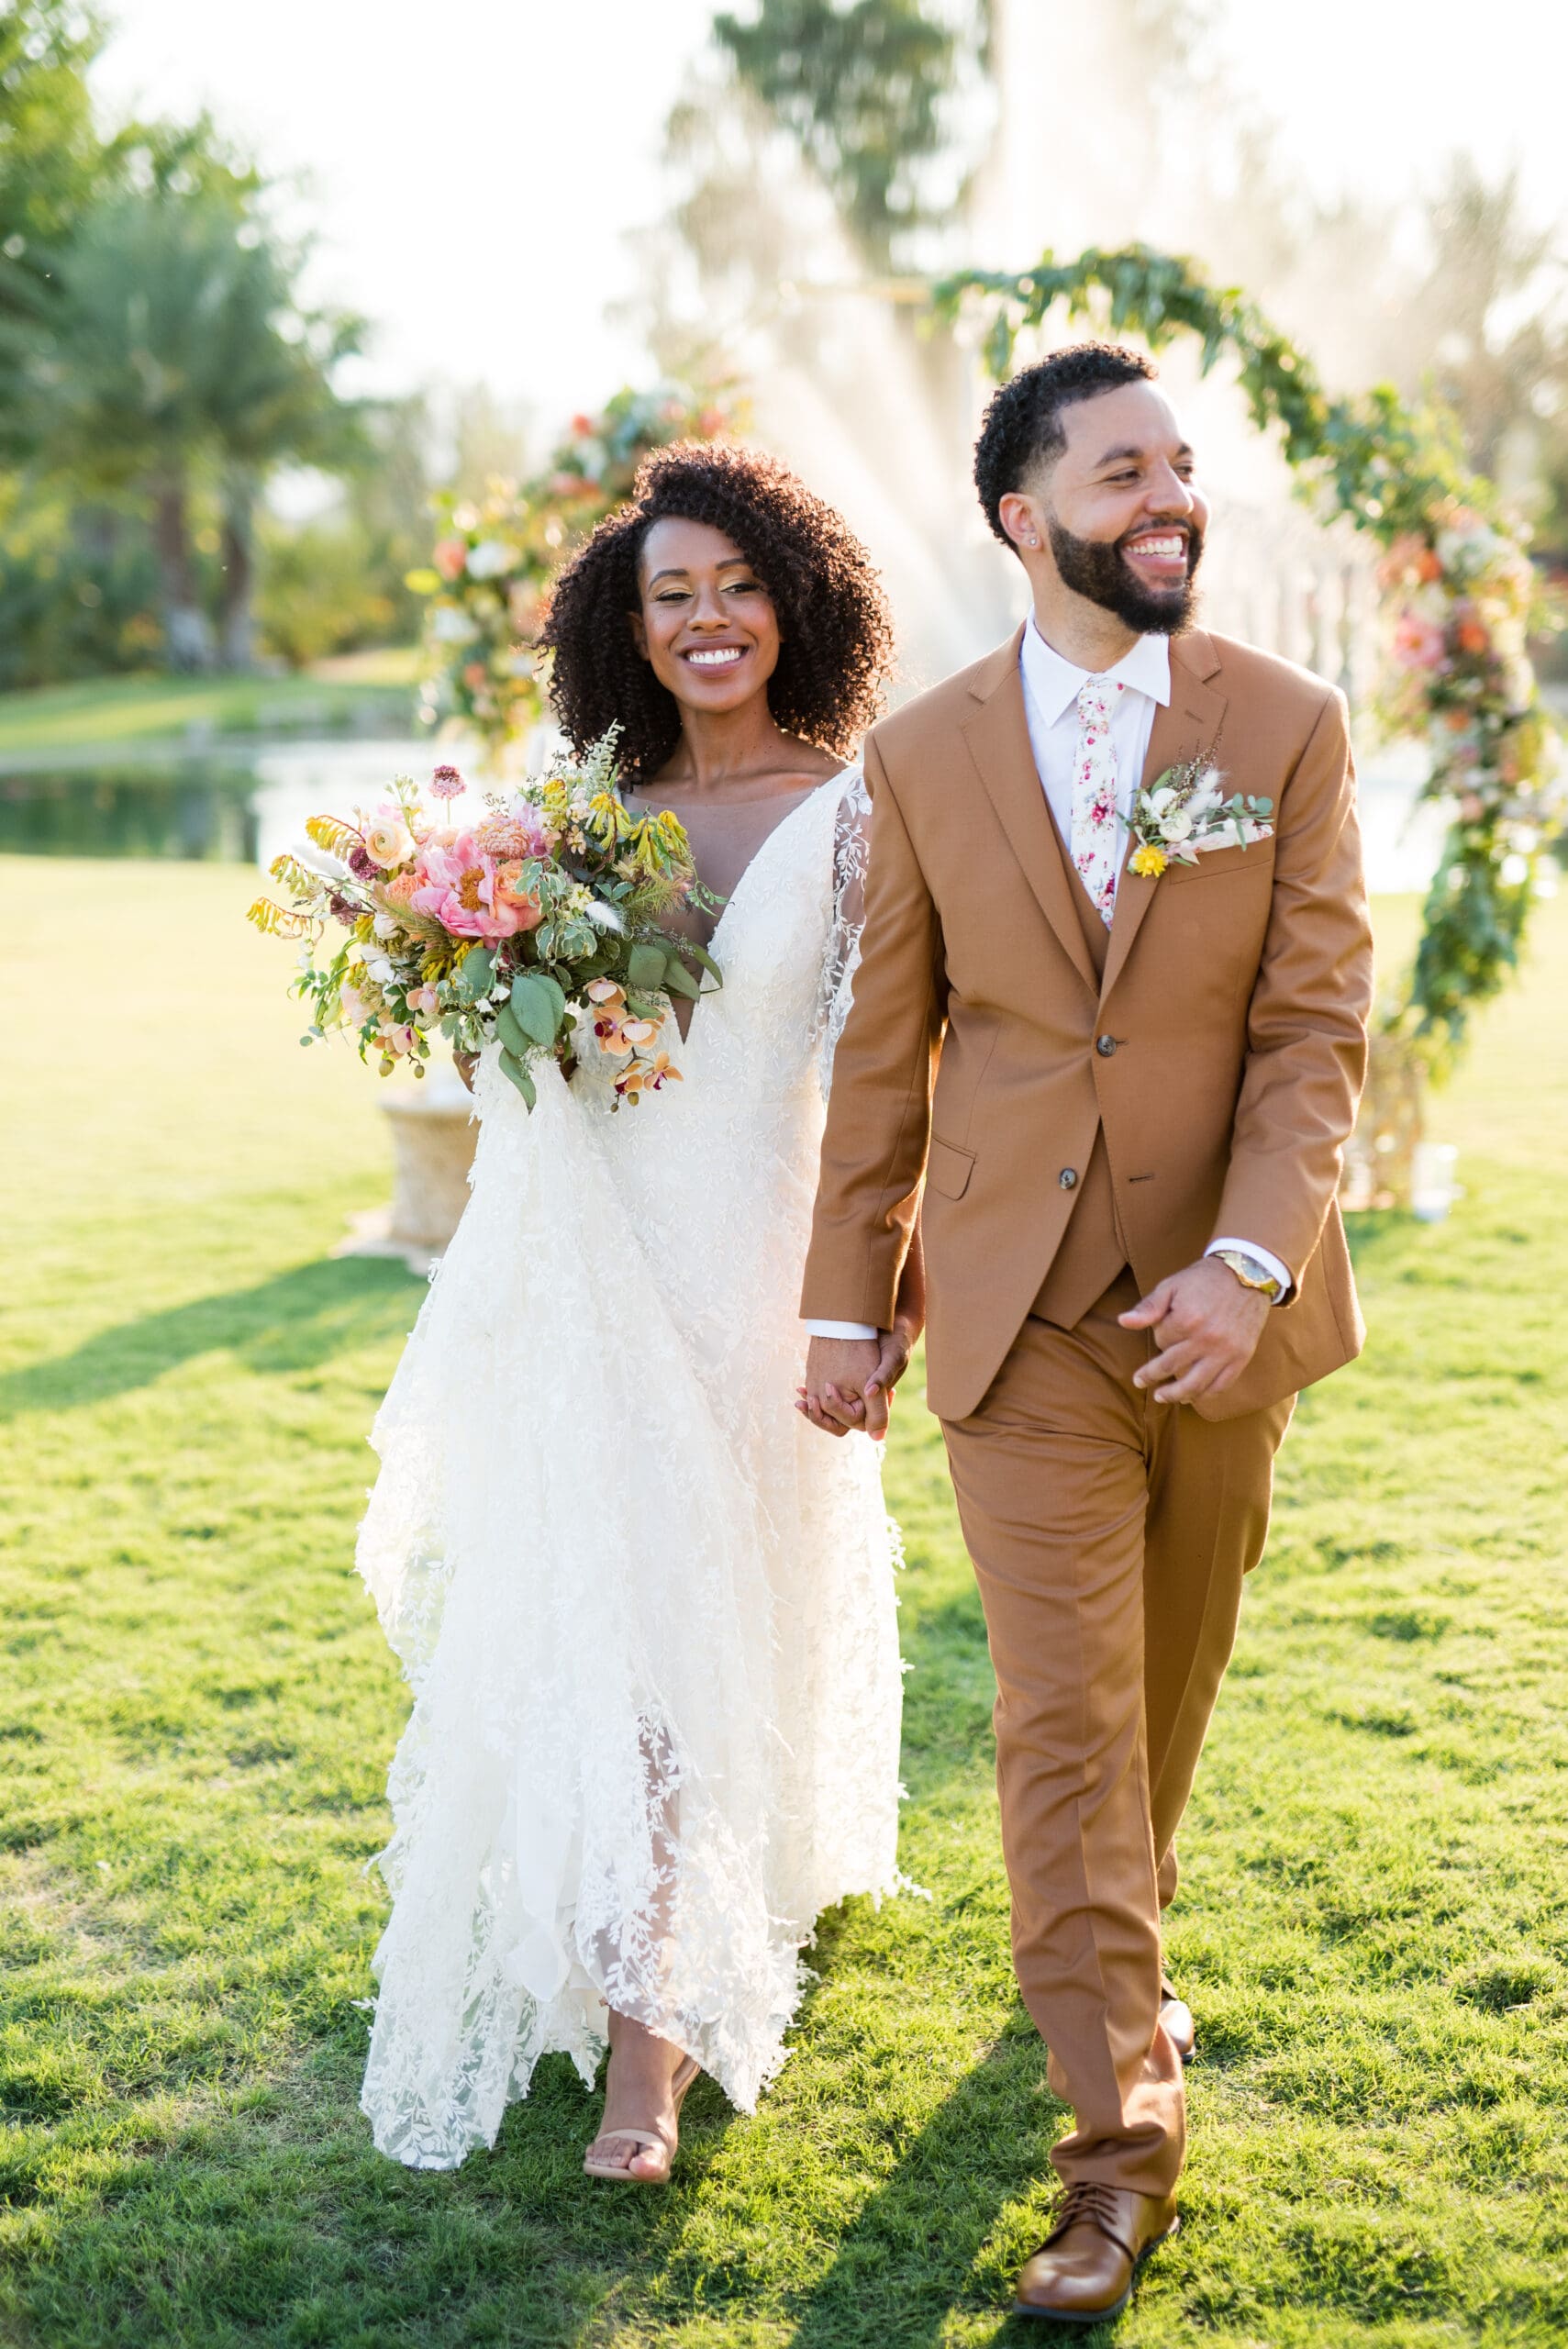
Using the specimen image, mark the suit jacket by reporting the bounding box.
[801,624,1374,1424]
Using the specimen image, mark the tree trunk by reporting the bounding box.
[218,473,258,673]
[150,469,215,673]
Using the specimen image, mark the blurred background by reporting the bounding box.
[1,0,1563,884]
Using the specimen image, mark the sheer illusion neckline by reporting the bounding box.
[704,771,851,954]
[627,768,851,957]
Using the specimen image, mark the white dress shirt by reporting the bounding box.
[804,616,1290,1341]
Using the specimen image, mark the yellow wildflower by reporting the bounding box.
[1129,842,1168,879]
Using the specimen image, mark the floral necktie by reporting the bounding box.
[1070,677,1127,926]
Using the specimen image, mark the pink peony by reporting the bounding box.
[411,833,535,943]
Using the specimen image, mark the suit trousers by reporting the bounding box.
[940,1267,1293,2198]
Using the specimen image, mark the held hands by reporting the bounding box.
[1119,1257,1272,1406]
[796,1325,915,1442]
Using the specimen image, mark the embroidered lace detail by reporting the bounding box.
[356,769,904,2168]
[813,768,871,1099]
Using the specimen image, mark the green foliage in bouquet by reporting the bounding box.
[406,384,740,768]
[247,733,720,1110]
[934,243,1566,1070]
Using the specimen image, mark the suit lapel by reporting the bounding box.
[1100,631,1228,999]
[961,629,1098,998]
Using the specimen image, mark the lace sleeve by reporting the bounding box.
[815,768,871,1102]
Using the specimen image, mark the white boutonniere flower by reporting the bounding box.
[1129,754,1273,879]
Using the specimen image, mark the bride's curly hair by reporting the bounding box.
[539,441,893,782]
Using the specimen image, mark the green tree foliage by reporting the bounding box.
[0,1,106,417]
[26,175,364,669]
[254,398,429,669]
[713,0,988,267]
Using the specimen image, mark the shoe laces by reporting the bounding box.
[1045,2181,1134,2260]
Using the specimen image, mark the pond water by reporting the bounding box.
[0,732,1448,894]
[0,739,492,871]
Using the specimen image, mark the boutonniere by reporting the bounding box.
[1128,752,1274,880]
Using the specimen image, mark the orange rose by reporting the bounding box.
[494,861,543,928]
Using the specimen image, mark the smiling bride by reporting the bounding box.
[355,442,919,2185]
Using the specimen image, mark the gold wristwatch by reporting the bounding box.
[1212,1248,1284,1303]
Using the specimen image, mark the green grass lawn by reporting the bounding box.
[2,857,1564,2347]
[0,652,420,761]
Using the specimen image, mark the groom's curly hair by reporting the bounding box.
[539,441,892,781]
[973,341,1157,545]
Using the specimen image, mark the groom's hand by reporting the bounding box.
[1120,1258,1272,1405]
[797,1336,886,1442]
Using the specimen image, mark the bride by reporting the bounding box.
[356,442,920,2184]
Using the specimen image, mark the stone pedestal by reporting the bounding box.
[1340,1033,1425,1212]
[335,1065,479,1275]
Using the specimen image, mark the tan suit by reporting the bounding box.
[804,625,1373,2195]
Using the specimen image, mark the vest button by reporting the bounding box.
[1095,1034,1118,1057]
[1059,1167,1078,1190]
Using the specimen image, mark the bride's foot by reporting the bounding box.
[584,2011,700,2186]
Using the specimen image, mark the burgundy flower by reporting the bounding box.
[347,844,375,879]
[429,763,465,801]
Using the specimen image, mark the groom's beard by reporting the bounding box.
[1046,515,1204,636]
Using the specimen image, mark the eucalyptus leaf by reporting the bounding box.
[495,1001,528,1059]
[627,941,668,992]
[662,960,701,1000]
[683,941,724,989]
[498,1048,537,1110]
[510,970,561,1048]
[457,947,495,1003]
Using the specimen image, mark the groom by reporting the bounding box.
[799,342,1372,2322]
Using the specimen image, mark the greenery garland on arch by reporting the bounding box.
[932,244,1564,1074]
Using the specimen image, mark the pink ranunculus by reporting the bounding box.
[411,833,535,943]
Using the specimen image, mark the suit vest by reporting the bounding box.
[1029,810,1133,1330]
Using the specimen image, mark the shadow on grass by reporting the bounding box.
[0,1254,424,1419]
[780,2027,1064,2349]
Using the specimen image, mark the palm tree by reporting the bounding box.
[28,179,363,669]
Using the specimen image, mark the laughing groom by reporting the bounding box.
[800,343,1373,2322]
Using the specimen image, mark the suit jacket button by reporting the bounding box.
[1095,1034,1118,1057]
[1059,1167,1078,1190]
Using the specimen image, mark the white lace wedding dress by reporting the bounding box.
[356,769,906,2169]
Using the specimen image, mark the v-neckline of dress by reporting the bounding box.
[645,771,851,1052]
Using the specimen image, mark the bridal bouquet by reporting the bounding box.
[248,732,719,1108]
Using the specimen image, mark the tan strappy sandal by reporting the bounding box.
[583,2053,701,2186]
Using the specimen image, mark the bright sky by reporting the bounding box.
[92,0,1567,422]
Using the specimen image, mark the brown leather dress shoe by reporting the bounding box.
[1014,2181,1180,2323]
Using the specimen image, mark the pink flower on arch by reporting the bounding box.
[1393,610,1446,674]
[411,833,536,943]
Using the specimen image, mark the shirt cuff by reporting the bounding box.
[1207,1238,1295,1303]
[803,1319,880,1341]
